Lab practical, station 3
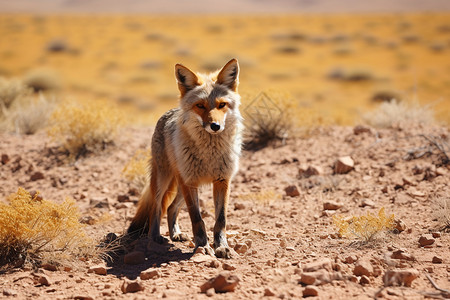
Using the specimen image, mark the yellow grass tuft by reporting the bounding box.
[122,148,151,191]
[48,101,123,158]
[0,188,95,269]
[333,207,395,242]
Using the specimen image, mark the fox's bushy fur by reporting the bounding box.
[127,59,242,258]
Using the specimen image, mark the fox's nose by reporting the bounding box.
[210,123,221,132]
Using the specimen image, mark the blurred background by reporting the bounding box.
[1,0,449,126]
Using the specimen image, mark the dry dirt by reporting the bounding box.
[0,122,449,299]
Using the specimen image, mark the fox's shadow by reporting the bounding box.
[102,235,193,280]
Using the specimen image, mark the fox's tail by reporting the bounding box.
[126,182,155,240]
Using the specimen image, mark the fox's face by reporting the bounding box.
[175,59,241,135]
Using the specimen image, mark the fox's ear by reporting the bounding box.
[216,58,239,92]
[175,64,200,97]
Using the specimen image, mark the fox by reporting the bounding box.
[126,59,242,258]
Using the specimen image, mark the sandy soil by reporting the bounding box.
[0,122,449,299]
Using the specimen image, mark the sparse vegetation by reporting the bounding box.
[237,189,281,206]
[333,207,395,242]
[48,101,123,158]
[363,99,435,128]
[23,68,61,92]
[242,90,298,150]
[0,188,95,269]
[433,197,450,230]
[122,148,151,191]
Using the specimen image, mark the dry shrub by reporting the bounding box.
[242,90,298,150]
[122,148,151,191]
[48,101,122,158]
[333,207,395,242]
[433,197,450,230]
[363,99,435,128]
[0,188,95,269]
[23,68,61,92]
[0,77,30,112]
[237,189,281,206]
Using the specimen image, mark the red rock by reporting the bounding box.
[302,285,319,297]
[418,234,435,247]
[334,156,354,174]
[303,258,333,272]
[121,279,144,293]
[222,262,236,271]
[30,171,44,181]
[200,272,240,293]
[353,125,371,135]
[140,268,161,280]
[1,154,9,165]
[359,275,370,285]
[285,185,300,197]
[264,288,276,296]
[323,201,342,210]
[88,265,107,275]
[384,269,419,287]
[391,249,414,261]
[432,256,443,264]
[353,259,373,277]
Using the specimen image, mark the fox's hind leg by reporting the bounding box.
[148,174,174,244]
[212,179,233,258]
[167,188,189,242]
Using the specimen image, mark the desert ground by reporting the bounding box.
[0,2,449,299]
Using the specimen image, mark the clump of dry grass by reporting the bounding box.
[241,90,299,150]
[48,101,123,158]
[0,77,55,134]
[23,68,61,92]
[362,99,435,128]
[122,148,151,191]
[333,207,395,242]
[433,197,450,230]
[0,188,95,269]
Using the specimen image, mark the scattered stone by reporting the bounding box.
[323,201,342,210]
[418,234,435,247]
[303,258,333,272]
[140,268,162,280]
[394,219,406,233]
[41,263,58,271]
[302,285,319,297]
[124,251,146,265]
[121,279,144,293]
[304,166,323,177]
[353,125,371,135]
[205,288,215,297]
[349,275,358,283]
[30,171,45,181]
[88,265,107,275]
[79,215,96,225]
[222,262,236,271]
[360,199,376,208]
[435,167,447,176]
[191,254,215,264]
[200,272,240,293]
[432,256,443,264]
[275,221,284,228]
[391,249,414,261]
[334,156,354,174]
[234,243,248,255]
[264,287,276,296]
[285,185,300,197]
[209,260,221,268]
[299,269,341,286]
[1,154,9,165]
[117,194,130,202]
[384,269,419,287]
[3,289,17,296]
[353,259,373,277]
[234,202,245,210]
[359,275,370,285]
[344,255,357,264]
[431,232,441,238]
[90,197,110,209]
[74,296,93,300]
[36,275,51,286]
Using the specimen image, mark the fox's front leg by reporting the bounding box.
[213,179,233,258]
[178,177,213,255]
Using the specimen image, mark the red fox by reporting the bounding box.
[127,59,242,258]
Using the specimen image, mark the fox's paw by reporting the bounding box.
[171,232,190,242]
[214,246,234,259]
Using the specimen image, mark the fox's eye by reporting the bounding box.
[196,103,205,109]
[218,102,227,109]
